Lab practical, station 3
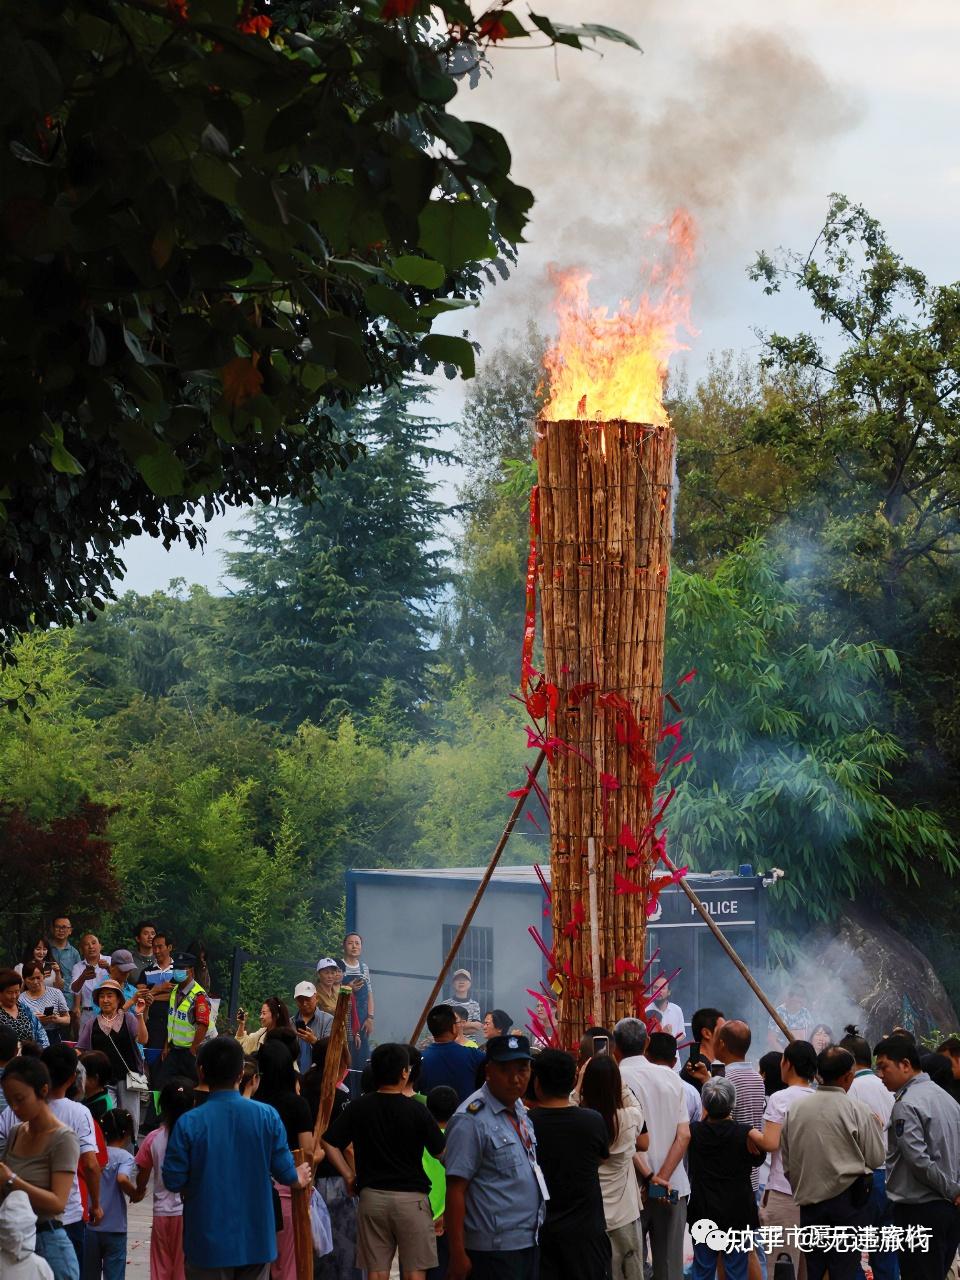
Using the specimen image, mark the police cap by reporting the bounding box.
[485,1034,533,1063]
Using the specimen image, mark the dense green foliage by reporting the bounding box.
[0,0,635,654]
[666,544,956,937]
[219,384,451,726]
[0,626,542,1004]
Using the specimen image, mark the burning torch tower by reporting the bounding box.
[533,212,695,1044]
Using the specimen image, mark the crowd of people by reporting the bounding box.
[2,919,960,1280]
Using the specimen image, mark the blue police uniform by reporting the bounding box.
[445,1080,545,1278]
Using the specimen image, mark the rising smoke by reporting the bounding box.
[638,29,862,229]
[469,12,863,333]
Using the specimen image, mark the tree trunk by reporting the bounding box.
[536,419,675,1045]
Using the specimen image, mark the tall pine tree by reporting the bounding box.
[220,385,450,728]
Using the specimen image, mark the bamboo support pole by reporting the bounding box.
[291,1145,313,1280]
[661,853,794,1043]
[311,988,353,1167]
[587,837,602,1028]
[409,748,548,1045]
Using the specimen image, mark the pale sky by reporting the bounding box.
[118,0,960,595]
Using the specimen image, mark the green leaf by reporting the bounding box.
[493,11,527,37]
[416,297,475,319]
[49,434,84,476]
[562,23,641,50]
[365,283,427,333]
[427,111,473,157]
[418,201,492,271]
[123,329,146,364]
[136,447,186,498]
[390,256,446,289]
[170,316,236,371]
[237,173,282,226]
[311,186,356,253]
[190,245,254,288]
[265,103,318,153]
[329,258,382,281]
[192,156,239,206]
[527,13,579,46]
[3,35,62,115]
[421,334,476,378]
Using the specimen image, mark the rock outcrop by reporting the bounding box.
[807,903,958,1044]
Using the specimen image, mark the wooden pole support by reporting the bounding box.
[663,857,794,1043]
[587,837,602,1030]
[312,988,353,1169]
[291,1145,313,1280]
[409,748,548,1044]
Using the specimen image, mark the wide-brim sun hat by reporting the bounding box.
[92,979,126,1005]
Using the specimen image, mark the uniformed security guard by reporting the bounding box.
[156,950,209,1088]
[444,1033,546,1280]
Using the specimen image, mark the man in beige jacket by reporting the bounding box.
[782,1045,886,1280]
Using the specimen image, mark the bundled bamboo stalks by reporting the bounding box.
[536,419,675,1045]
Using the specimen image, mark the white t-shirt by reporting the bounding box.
[0,1098,97,1226]
[849,1069,894,1129]
[682,1078,702,1124]
[135,1125,182,1216]
[70,958,112,1012]
[599,1105,645,1230]
[619,1055,690,1199]
[762,1084,815,1196]
[647,1001,686,1041]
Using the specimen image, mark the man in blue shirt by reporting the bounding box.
[163,1035,311,1279]
[419,1006,486,1103]
[49,914,82,1034]
[292,981,334,1076]
[444,1034,545,1280]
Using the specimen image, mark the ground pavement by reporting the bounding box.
[126,1194,152,1279]
[123,1188,404,1279]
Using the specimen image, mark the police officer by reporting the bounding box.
[444,1033,546,1280]
[156,951,210,1088]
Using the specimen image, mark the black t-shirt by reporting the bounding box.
[529,1106,609,1235]
[90,1020,140,1085]
[681,1049,710,1093]
[687,1120,765,1231]
[314,1090,351,1180]
[84,1092,112,1125]
[138,964,171,1050]
[256,1091,313,1152]
[323,1091,444,1193]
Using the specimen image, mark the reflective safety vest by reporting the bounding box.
[167,980,205,1048]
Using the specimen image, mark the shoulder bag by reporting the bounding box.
[101,1021,151,1097]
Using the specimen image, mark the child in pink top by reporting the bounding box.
[134,1080,195,1280]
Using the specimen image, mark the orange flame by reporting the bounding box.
[541,209,697,425]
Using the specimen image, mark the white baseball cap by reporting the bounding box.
[294,981,317,999]
[316,957,340,972]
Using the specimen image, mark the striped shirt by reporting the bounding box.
[726,1061,766,1190]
